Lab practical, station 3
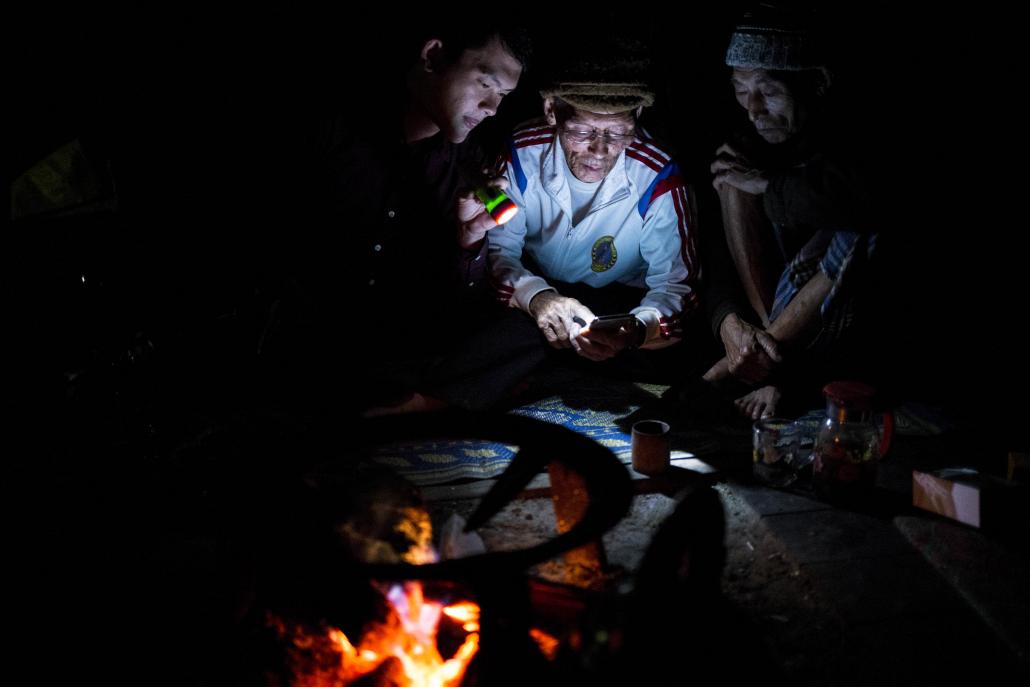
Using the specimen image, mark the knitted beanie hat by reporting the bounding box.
[539,38,654,114]
[725,3,824,71]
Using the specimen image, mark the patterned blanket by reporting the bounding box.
[370,380,675,486]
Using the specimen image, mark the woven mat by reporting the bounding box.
[370,379,688,486]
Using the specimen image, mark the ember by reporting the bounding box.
[270,581,479,687]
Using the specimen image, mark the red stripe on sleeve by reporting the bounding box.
[626,149,662,172]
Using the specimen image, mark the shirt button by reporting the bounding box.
[373,244,382,252]
[386,210,396,218]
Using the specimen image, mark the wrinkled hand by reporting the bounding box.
[701,356,731,383]
[720,313,783,384]
[456,174,510,250]
[574,318,641,362]
[529,291,595,350]
[711,143,769,195]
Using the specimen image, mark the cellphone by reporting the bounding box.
[585,314,638,334]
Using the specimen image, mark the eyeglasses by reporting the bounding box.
[561,125,636,146]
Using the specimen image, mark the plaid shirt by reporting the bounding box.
[769,227,876,351]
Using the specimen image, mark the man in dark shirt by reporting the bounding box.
[702,6,879,419]
[266,19,530,415]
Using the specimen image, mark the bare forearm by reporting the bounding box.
[767,271,833,349]
[718,185,777,326]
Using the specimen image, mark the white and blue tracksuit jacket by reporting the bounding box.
[488,120,699,346]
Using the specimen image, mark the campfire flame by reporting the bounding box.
[268,510,565,684]
[442,601,480,634]
[270,581,480,687]
[528,628,560,661]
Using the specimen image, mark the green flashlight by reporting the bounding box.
[474,187,519,225]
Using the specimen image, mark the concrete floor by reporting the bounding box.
[424,450,1030,686]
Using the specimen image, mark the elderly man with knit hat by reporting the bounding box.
[488,52,699,363]
[703,5,880,419]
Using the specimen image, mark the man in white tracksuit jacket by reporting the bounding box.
[481,82,699,362]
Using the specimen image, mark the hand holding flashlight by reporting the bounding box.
[457,175,518,250]
[474,186,519,225]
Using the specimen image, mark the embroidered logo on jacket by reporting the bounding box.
[591,236,618,272]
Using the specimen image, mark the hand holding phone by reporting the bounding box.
[578,314,645,357]
[583,314,639,335]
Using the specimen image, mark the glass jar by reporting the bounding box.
[812,381,894,501]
